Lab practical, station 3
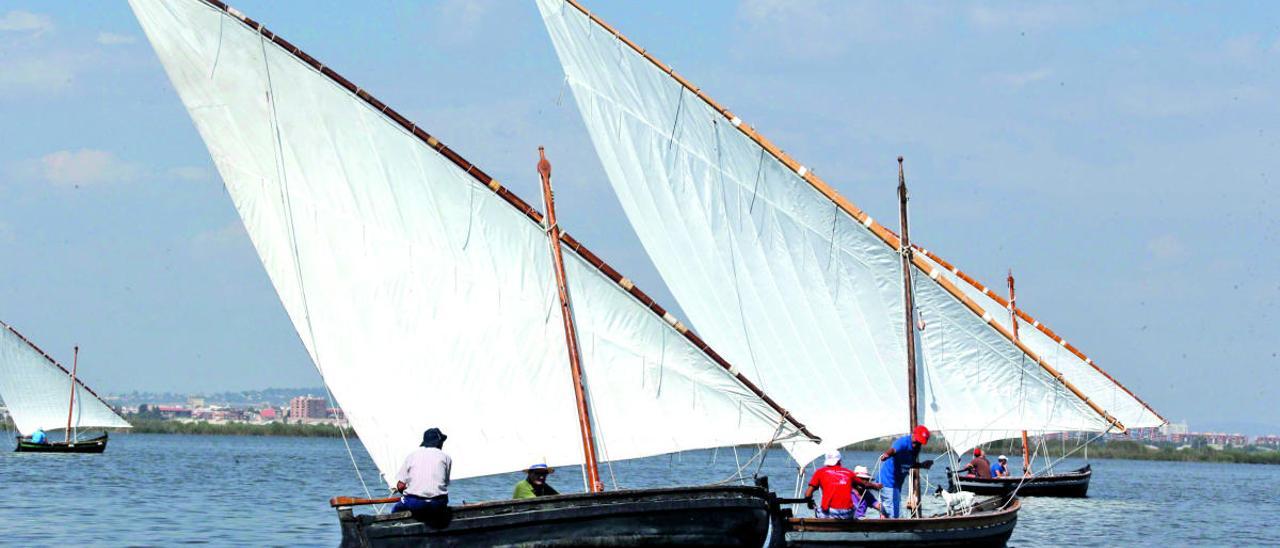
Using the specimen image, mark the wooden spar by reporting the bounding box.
[331,496,402,508]
[897,158,921,517]
[192,0,819,444]
[65,346,78,442]
[539,147,604,494]
[914,248,1166,425]
[555,0,1127,434]
[1008,274,1029,476]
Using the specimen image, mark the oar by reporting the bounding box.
[330,496,401,508]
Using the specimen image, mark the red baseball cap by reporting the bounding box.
[973,448,983,457]
[912,425,930,445]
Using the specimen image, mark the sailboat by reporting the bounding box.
[1,320,131,453]
[536,0,1158,542]
[130,0,825,545]
[934,267,1166,498]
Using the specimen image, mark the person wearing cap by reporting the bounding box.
[392,427,452,517]
[803,450,878,519]
[990,455,1010,478]
[512,463,559,499]
[877,425,935,518]
[850,465,885,519]
[958,448,993,479]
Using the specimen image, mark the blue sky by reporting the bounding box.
[0,1,1276,433]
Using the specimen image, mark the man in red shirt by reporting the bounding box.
[804,450,881,519]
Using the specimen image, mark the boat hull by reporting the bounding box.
[949,465,1091,498]
[14,432,109,454]
[337,485,773,547]
[783,495,1019,547]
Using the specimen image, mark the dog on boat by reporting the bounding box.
[933,485,975,516]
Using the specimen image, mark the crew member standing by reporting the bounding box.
[877,425,934,518]
[804,450,878,519]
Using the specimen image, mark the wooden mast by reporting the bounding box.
[897,157,921,516]
[65,346,78,443]
[538,146,604,493]
[1009,272,1032,476]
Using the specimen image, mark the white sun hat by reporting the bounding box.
[824,450,842,466]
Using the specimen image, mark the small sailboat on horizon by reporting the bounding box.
[1,320,132,454]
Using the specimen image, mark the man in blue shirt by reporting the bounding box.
[990,455,1010,477]
[877,425,934,518]
[30,427,48,445]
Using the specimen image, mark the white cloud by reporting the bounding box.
[1147,234,1187,261]
[0,54,74,94]
[991,68,1052,88]
[969,4,1084,31]
[96,32,137,46]
[20,149,144,187]
[0,10,53,35]
[168,166,213,182]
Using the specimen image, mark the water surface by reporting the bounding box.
[2,434,1273,546]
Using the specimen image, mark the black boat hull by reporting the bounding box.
[782,495,1019,547]
[950,465,1091,498]
[336,484,773,547]
[14,432,109,454]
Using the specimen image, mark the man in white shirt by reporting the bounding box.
[392,427,451,519]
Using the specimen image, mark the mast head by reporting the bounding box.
[537,146,551,180]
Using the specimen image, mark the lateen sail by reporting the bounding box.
[130,0,821,484]
[537,0,1126,457]
[916,250,1165,432]
[0,321,131,435]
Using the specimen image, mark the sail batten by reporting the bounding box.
[132,0,820,485]
[539,0,1132,456]
[0,321,131,435]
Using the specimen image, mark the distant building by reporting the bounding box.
[259,408,278,421]
[290,396,327,420]
[188,396,206,409]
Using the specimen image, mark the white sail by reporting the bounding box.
[917,251,1164,432]
[130,0,820,485]
[0,321,132,435]
[538,0,1122,458]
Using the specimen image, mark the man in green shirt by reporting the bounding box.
[512,463,559,499]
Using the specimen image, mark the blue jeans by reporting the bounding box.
[393,494,448,515]
[880,486,901,518]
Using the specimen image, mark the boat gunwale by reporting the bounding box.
[786,496,1020,532]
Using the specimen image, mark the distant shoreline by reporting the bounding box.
[124,418,349,438]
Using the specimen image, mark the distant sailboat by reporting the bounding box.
[537,0,1156,541]
[1,320,131,453]
[131,0,823,545]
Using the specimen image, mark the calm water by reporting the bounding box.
[2,434,1276,546]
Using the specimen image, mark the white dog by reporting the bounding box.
[934,486,975,516]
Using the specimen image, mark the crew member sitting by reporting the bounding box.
[850,465,885,519]
[958,448,992,479]
[30,427,48,444]
[513,463,559,499]
[393,427,451,520]
[990,455,1010,477]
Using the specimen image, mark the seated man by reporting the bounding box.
[958,448,992,479]
[30,427,48,444]
[850,465,885,519]
[805,450,874,519]
[513,463,559,499]
[990,455,1010,478]
[393,428,451,519]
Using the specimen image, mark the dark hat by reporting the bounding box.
[421,427,447,448]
